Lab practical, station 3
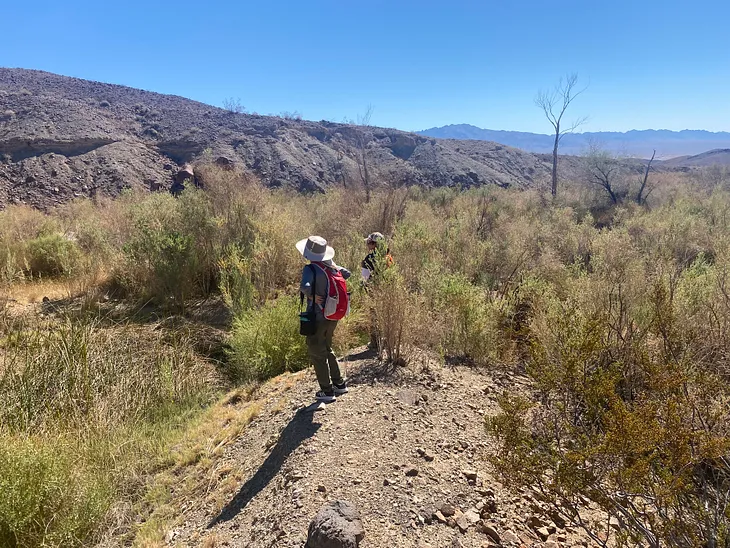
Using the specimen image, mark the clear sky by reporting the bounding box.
[2,0,729,133]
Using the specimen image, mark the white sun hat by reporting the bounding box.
[296,235,335,262]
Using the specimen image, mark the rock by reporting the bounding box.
[440,503,457,517]
[433,511,448,524]
[464,508,480,525]
[549,510,567,529]
[455,512,471,533]
[405,467,419,477]
[501,530,520,544]
[306,500,365,548]
[317,485,327,493]
[544,541,559,548]
[382,478,391,486]
[397,390,419,405]
[609,516,621,530]
[481,524,501,543]
[526,515,547,529]
[215,156,234,169]
[462,469,478,482]
[416,447,435,462]
[535,527,550,541]
[480,498,498,516]
[174,164,195,186]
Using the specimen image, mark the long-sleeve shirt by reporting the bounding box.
[300,263,351,320]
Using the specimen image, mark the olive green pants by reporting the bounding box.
[306,319,343,392]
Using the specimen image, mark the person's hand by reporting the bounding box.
[314,295,324,305]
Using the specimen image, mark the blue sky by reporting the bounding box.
[2,0,729,133]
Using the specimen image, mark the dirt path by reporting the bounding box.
[165,349,591,548]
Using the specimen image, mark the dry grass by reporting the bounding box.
[129,388,266,546]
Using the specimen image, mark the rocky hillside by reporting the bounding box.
[659,148,730,168]
[0,69,554,209]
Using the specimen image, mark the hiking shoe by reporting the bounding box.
[315,391,336,403]
[333,382,349,395]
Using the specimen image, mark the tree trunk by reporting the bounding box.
[636,149,656,205]
[362,152,371,203]
[607,185,618,204]
[551,129,560,197]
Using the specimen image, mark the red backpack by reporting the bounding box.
[313,263,350,321]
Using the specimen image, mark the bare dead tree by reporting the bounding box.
[535,74,588,197]
[583,143,625,205]
[354,104,374,203]
[636,149,656,205]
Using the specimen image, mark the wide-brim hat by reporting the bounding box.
[364,232,385,243]
[296,236,335,262]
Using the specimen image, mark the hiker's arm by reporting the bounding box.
[339,267,352,280]
[300,266,314,299]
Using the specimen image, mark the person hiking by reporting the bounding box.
[360,232,393,349]
[296,236,351,403]
[360,232,393,284]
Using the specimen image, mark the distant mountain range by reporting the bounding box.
[417,124,730,159]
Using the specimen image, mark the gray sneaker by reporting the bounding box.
[316,390,336,403]
[333,382,349,395]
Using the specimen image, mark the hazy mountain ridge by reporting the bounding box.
[418,124,730,159]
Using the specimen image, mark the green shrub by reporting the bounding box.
[219,246,257,317]
[0,435,111,548]
[227,296,309,382]
[24,233,81,277]
[118,189,220,306]
[433,273,512,366]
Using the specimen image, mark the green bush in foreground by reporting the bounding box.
[227,296,309,382]
[0,435,110,548]
[24,233,81,277]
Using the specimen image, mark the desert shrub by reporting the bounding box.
[0,246,23,286]
[219,246,256,318]
[369,267,429,364]
[118,189,220,306]
[433,273,513,366]
[488,265,730,547]
[24,233,81,277]
[0,435,111,548]
[227,297,309,382]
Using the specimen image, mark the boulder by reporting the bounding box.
[215,156,234,169]
[174,163,195,186]
[306,500,365,548]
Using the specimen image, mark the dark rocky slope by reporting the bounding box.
[0,68,554,209]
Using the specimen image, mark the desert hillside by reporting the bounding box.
[0,68,556,209]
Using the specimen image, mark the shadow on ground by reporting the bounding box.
[346,357,411,387]
[208,408,322,526]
